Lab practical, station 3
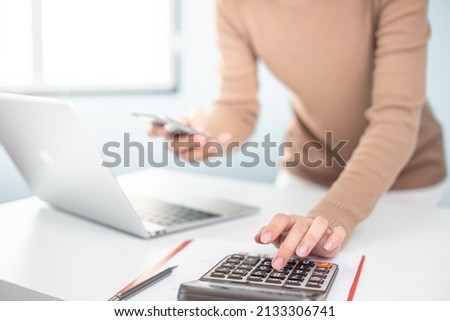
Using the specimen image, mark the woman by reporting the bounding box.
[150,0,447,270]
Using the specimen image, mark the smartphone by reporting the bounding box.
[132,112,211,139]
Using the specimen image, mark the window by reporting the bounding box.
[0,0,175,93]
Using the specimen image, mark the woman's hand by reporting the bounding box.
[254,214,346,270]
[148,109,231,161]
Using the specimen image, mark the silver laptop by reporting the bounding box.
[0,92,258,238]
[0,280,62,301]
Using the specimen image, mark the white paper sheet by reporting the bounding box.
[129,238,363,301]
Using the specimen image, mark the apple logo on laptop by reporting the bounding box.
[39,150,56,169]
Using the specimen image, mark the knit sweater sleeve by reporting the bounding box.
[307,0,430,237]
[207,0,259,142]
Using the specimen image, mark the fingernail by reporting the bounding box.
[272,257,285,270]
[324,241,334,251]
[297,244,309,257]
[261,232,272,244]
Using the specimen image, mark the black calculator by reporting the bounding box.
[177,253,338,301]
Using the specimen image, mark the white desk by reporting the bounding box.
[0,169,449,300]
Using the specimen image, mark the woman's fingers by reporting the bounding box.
[308,226,346,258]
[148,124,167,136]
[272,221,310,269]
[187,109,208,133]
[324,226,346,251]
[147,109,232,162]
[169,110,222,160]
[295,216,329,258]
[170,134,207,154]
[254,226,266,244]
[259,213,295,244]
[255,214,345,269]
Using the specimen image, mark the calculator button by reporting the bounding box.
[221,263,236,269]
[316,262,332,269]
[296,265,311,271]
[314,267,329,273]
[255,265,271,272]
[248,276,264,282]
[238,264,253,270]
[306,281,321,288]
[269,272,286,279]
[242,256,260,266]
[231,254,245,260]
[251,271,268,277]
[215,267,231,274]
[226,258,241,264]
[260,260,272,266]
[285,279,303,286]
[309,276,323,282]
[232,269,248,275]
[288,274,305,281]
[227,274,244,280]
[265,278,282,284]
[292,269,308,276]
[211,272,226,278]
[312,271,327,277]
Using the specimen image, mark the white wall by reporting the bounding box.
[0,0,448,204]
[427,0,450,204]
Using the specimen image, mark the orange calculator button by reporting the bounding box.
[316,262,332,269]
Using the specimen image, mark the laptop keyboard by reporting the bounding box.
[132,198,219,226]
